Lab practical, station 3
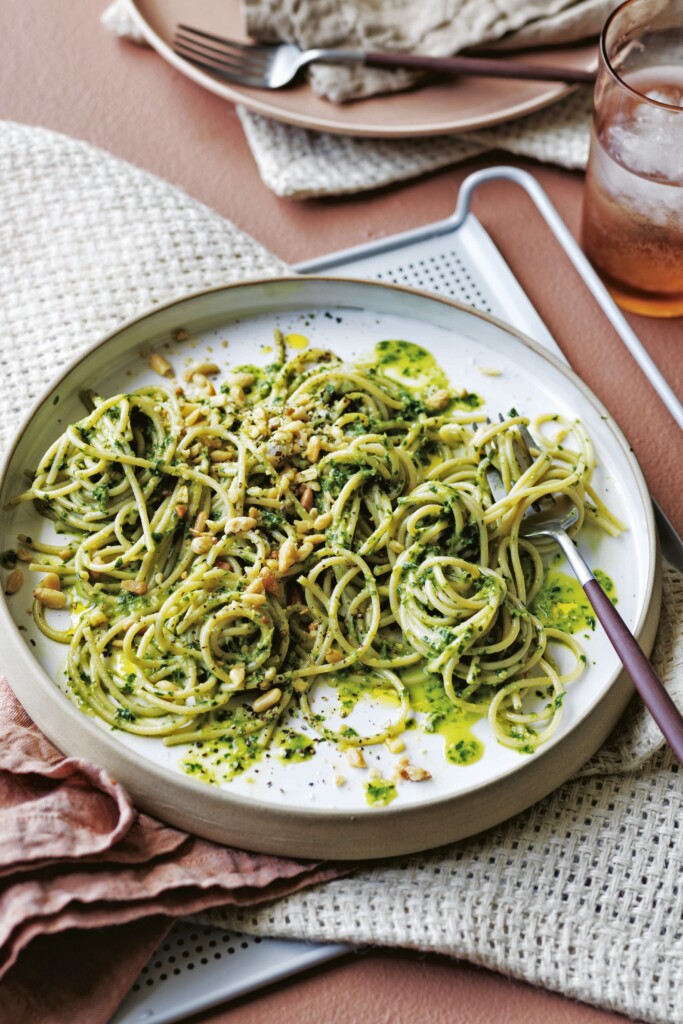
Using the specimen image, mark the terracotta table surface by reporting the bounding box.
[1,3,680,1024]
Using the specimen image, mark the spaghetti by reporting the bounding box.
[10,334,623,762]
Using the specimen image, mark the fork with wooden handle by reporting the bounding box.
[486,420,683,763]
[173,25,597,89]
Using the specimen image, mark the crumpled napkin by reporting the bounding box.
[243,0,618,102]
[0,678,342,1024]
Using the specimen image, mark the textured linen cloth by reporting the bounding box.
[104,0,595,198]
[243,0,616,103]
[0,120,682,1023]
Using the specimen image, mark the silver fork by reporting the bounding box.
[485,418,683,762]
[173,25,597,90]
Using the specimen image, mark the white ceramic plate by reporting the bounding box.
[0,278,660,859]
[126,0,598,138]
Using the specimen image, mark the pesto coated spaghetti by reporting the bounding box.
[9,335,623,762]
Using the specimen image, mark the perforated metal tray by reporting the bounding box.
[113,167,683,1024]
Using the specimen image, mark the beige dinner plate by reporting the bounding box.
[127,0,598,137]
[0,278,660,859]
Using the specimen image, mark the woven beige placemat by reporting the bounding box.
[104,0,595,198]
[1,119,681,1024]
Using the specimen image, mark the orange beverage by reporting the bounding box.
[581,2,683,318]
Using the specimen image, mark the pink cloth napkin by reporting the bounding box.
[0,678,343,1024]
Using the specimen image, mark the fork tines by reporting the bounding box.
[173,25,273,87]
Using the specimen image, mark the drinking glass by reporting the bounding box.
[581,0,683,317]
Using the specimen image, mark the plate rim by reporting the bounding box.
[0,275,661,858]
[125,0,595,138]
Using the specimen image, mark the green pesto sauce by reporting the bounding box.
[532,569,597,633]
[401,666,484,766]
[181,732,266,785]
[365,777,398,807]
[336,675,400,718]
[371,340,451,392]
[273,728,316,763]
[594,568,618,605]
[365,340,483,410]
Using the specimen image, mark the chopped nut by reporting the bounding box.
[243,592,266,607]
[174,504,188,518]
[334,774,346,787]
[345,747,366,769]
[325,648,344,664]
[33,586,67,609]
[252,687,282,714]
[399,763,432,782]
[149,353,173,378]
[177,485,189,504]
[292,677,308,693]
[89,608,107,627]
[173,328,190,342]
[40,573,61,591]
[425,389,451,411]
[190,535,214,555]
[229,664,246,687]
[313,511,333,530]
[246,577,265,595]
[225,516,257,535]
[259,567,280,595]
[5,569,23,595]
[121,580,148,596]
[385,736,406,754]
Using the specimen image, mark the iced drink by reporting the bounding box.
[581,3,683,318]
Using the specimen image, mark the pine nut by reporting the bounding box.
[243,592,266,607]
[305,435,321,463]
[149,353,173,378]
[5,569,23,595]
[191,510,208,535]
[399,763,432,782]
[225,516,257,534]
[190,535,214,555]
[16,547,33,562]
[121,580,148,595]
[33,586,67,609]
[252,687,282,714]
[345,747,366,769]
[185,362,219,379]
[229,664,246,687]
[41,573,61,591]
[385,736,405,754]
[209,450,232,463]
[301,485,314,510]
[313,511,333,530]
[278,538,298,573]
